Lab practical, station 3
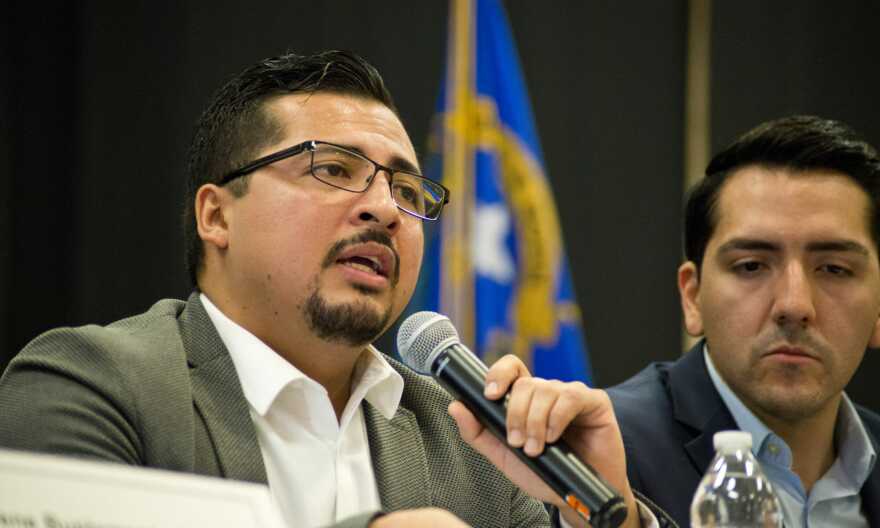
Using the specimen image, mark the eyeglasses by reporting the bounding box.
[221,140,450,220]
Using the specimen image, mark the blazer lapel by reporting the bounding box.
[180,293,268,484]
[683,409,738,475]
[364,401,431,511]
[861,471,880,525]
[669,343,738,474]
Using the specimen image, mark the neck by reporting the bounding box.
[282,337,366,420]
[756,396,841,493]
[200,282,367,421]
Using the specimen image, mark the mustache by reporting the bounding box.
[754,325,829,356]
[321,230,400,283]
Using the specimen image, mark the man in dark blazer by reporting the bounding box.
[609,115,880,527]
[0,50,658,528]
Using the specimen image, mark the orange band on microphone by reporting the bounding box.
[565,494,591,520]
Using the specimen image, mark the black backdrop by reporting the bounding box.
[2,1,879,411]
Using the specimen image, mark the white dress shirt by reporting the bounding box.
[201,294,404,528]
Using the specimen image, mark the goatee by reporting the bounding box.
[304,289,392,346]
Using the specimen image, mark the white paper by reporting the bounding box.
[0,448,287,528]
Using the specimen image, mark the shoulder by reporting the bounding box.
[386,355,455,410]
[13,298,188,375]
[606,361,684,459]
[854,403,880,439]
[607,361,675,415]
[0,298,194,463]
[383,355,460,441]
[25,298,187,354]
[607,345,713,430]
[34,299,186,351]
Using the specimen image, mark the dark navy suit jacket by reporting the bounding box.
[607,342,880,527]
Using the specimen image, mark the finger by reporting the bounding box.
[545,381,595,443]
[504,377,536,448]
[522,380,563,456]
[448,401,509,462]
[484,354,530,400]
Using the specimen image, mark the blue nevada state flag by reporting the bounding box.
[412,0,592,382]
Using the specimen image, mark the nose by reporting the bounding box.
[770,261,816,329]
[350,170,401,235]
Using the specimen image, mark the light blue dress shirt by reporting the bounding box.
[704,349,875,527]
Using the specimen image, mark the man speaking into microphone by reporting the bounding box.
[0,50,666,528]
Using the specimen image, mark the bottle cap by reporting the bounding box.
[713,430,752,451]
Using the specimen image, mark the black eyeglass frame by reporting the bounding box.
[220,140,450,220]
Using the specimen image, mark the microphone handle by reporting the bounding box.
[433,344,628,528]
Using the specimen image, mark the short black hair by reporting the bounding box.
[183,50,399,286]
[684,115,880,269]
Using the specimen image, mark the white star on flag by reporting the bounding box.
[472,203,515,284]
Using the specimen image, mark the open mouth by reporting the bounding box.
[333,242,395,280]
[337,255,387,277]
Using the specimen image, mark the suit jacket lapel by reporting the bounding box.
[669,343,738,474]
[859,423,880,525]
[180,293,268,484]
[861,470,880,525]
[364,400,431,511]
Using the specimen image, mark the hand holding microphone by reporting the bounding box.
[398,312,635,528]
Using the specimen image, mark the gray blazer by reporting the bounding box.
[0,293,550,528]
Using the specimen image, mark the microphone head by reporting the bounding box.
[397,311,460,374]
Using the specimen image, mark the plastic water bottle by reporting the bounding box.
[690,431,783,527]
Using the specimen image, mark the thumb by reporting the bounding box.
[448,401,511,466]
[448,401,483,442]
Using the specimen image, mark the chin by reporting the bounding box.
[752,386,828,422]
[305,290,394,347]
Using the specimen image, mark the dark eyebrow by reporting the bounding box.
[717,238,780,253]
[805,240,871,256]
[336,143,422,175]
[717,238,871,256]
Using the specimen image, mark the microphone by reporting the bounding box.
[397,311,627,528]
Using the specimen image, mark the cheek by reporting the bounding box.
[249,205,331,277]
[396,226,424,292]
[698,291,766,361]
[824,296,880,348]
[702,280,768,327]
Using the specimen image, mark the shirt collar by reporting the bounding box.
[835,390,877,488]
[703,345,876,486]
[704,346,774,456]
[200,293,404,420]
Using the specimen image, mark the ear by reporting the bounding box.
[195,184,231,251]
[678,261,704,337]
